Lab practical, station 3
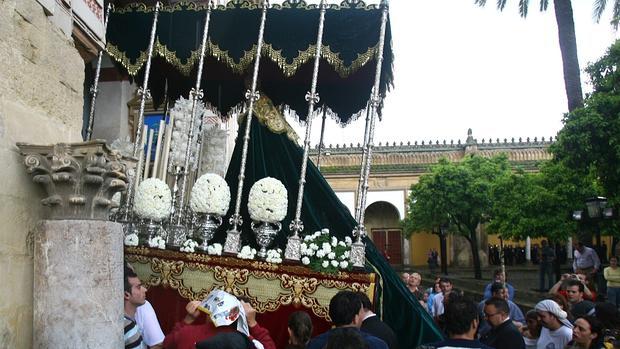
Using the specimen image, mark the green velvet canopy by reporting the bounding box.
[105,0,393,123]
[210,105,443,347]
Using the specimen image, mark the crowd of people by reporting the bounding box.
[123,240,620,349]
[124,260,399,349]
[401,240,620,349]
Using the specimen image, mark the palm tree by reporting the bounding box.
[474,0,619,112]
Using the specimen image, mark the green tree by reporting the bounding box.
[474,0,620,112]
[403,155,511,279]
[488,161,596,242]
[552,40,620,205]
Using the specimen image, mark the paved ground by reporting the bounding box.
[397,264,575,310]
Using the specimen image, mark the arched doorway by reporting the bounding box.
[364,201,403,266]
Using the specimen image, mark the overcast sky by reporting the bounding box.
[287,1,619,147]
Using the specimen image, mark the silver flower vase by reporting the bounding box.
[251,221,282,258]
[143,219,167,243]
[195,213,222,251]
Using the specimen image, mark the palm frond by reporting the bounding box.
[613,0,620,29]
[519,0,530,17]
[497,0,508,11]
[539,0,549,12]
[474,0,488,7]
[593,0,608,22]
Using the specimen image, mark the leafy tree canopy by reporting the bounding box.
[488,160,597,242]
[403,155,511,237]
[552,40,620,207]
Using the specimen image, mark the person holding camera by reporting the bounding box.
[549,273,596,302]
[564,280,595,319]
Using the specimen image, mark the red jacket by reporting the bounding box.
[163,320,276,349]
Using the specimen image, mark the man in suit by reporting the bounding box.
[358,292,399,349]
[480,298,525,349]
[306,291,388,349]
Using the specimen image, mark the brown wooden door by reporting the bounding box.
[371,229,402,266]
[386,229,403,266]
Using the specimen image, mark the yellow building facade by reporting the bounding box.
[311,131,556,266]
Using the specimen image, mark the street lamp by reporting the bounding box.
[573,196,613,248]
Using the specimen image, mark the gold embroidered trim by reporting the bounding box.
[109,0,384,77]
[249,95,299,143]
[113,0,378,13]
[106,42,149,76]
[125,247,375,321]
[108,40,380,79]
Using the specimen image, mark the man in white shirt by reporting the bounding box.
[534,300,573,349]
[432,277,453,320]
[573,242,600,274]
[135,301,164,349]
[573,241,601,288]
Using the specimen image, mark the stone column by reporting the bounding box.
[403,237,410,266]
[526,236,531,261]
[33,220,123,348]
[567,237,573,260]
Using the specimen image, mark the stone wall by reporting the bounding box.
[0,1,84,347]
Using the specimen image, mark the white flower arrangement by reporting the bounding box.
[148,236,166,250]
[190,173,231,215]
[169,96,206,170]
[180,239,199,253]
[265,248,283,264]
[206,243,223,256]
[109,136,134,158]
[124,233,139,247]
[134,178,172,222]
[237,245,257,260]
[247,177,288,223]
[300,228,352,274]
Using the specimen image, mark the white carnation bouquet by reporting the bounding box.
[148,236,166,250]
[265,248,283,264]
[237,245,257,260]
[180,239,199,253]
[169,96,206,171]
[206,243,223,256]
[300,228,352,274]
[247,177,288,223]
[124,233,139,247]
[190,173,231,215]
[134,178,172,221]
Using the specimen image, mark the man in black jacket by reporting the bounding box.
[480,298,525,349]
[358,292,399,349]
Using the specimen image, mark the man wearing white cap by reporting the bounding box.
[163,290,275,349]
[534,300,573,349]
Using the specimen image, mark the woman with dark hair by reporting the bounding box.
[325,327,369,349]
[521,310,541,349]
[565,316,607,349]
[286,311,313,349]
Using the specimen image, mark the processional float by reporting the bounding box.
[106,0,392,265]
[98,1,442,347]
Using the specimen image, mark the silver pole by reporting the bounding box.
[285,0,326,260]
[316,108,327,170]
[86,3,113,141]
[354,103,372,222]
[132,2,161,158]
[350,1,389,268]
[122,2,161,220]
[224,0,269,254]
[175,2,213,226]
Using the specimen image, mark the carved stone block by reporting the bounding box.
[16,140,131,220]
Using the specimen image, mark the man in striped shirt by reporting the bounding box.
[124,268,147,349]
